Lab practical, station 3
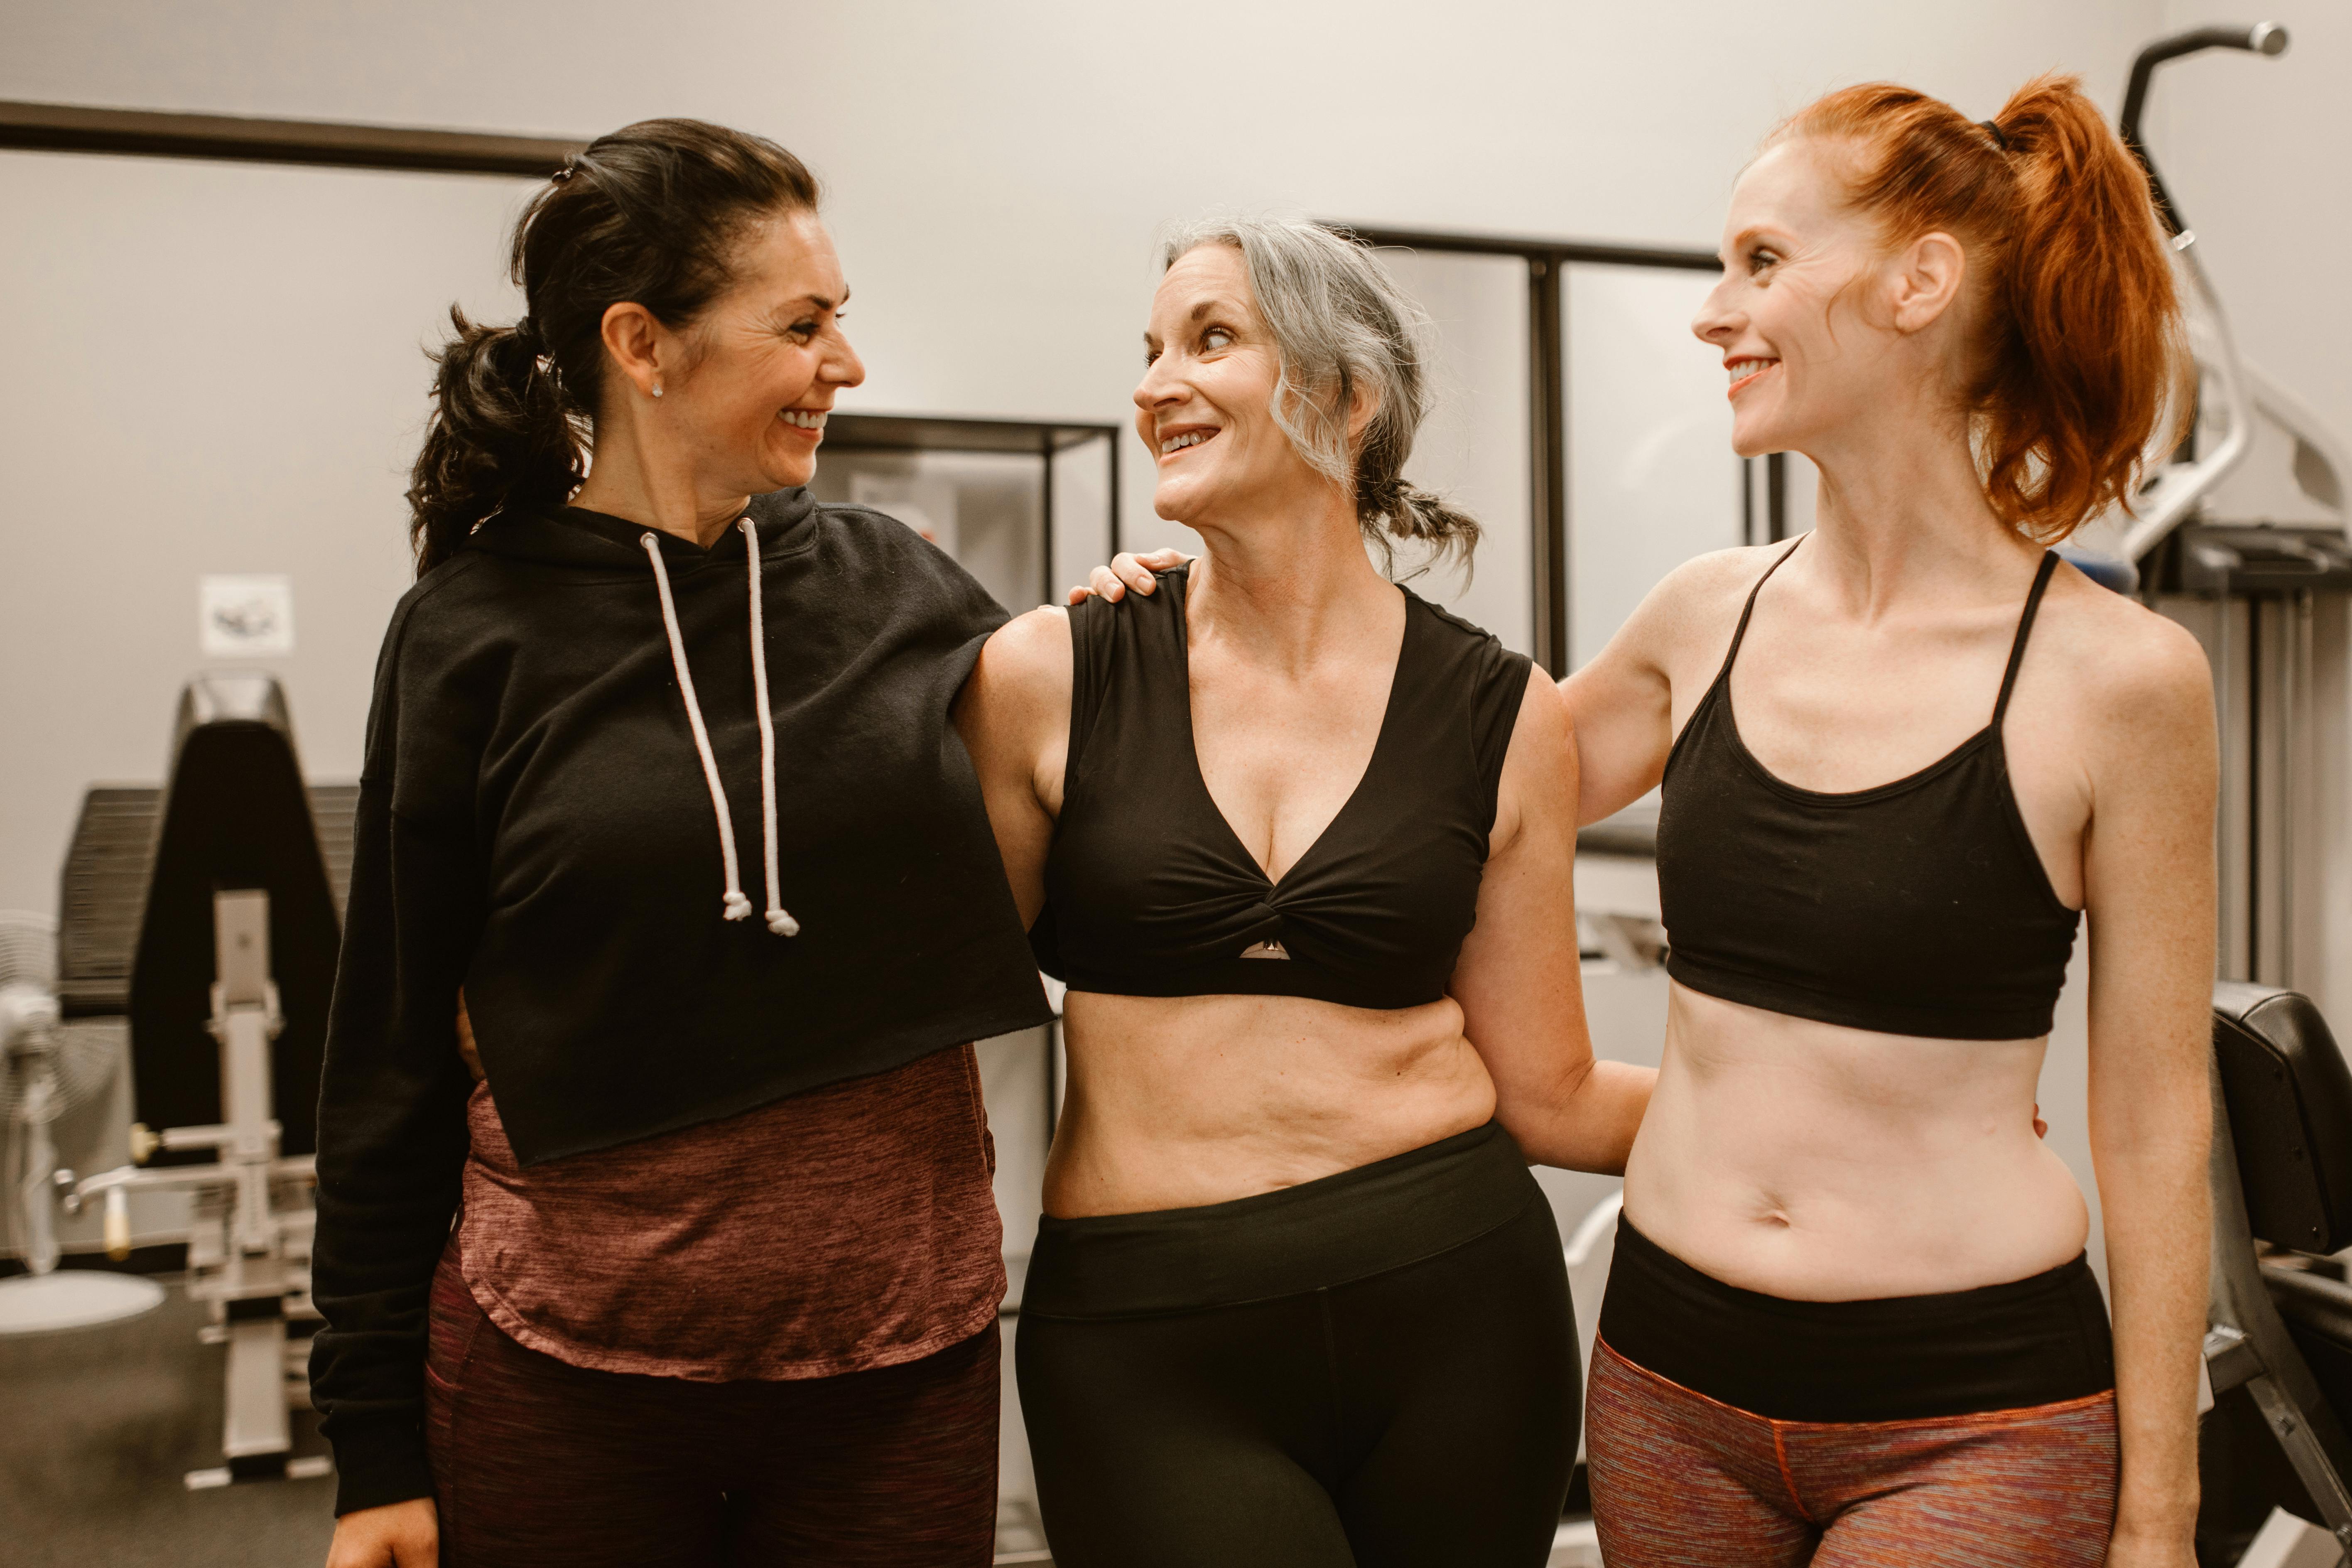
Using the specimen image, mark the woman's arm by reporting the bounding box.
[1561,546,1776,827]
[953,606,1074,922]
[1450,670,1653,1172]
[2080,616,2217,1566]
[308,604,483,1541]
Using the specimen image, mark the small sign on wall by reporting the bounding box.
[199,574,295,658]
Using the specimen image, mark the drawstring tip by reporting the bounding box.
[766,910,800,938]
[722,891,753,921]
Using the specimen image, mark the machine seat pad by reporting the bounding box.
[2214,983,2352,1255]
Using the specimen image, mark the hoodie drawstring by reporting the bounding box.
[738,517,797,935]
[640,526,798,937]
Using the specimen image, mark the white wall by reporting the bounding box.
[0,153,525,918]
[0,0,2204,917]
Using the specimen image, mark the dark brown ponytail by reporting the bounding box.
[406,119,822,574]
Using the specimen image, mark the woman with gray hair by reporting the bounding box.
[956,216,1651,1565]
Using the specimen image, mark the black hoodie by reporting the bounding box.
[308,489,1051,1513]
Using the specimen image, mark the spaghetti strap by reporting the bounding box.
[1992,552,2061,724]
[1711,536,1806,687]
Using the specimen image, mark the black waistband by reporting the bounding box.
[1598,1215,2114,1423]
[1020,1120,1537,1320]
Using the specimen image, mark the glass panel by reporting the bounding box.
[1565,264,1744,670]
[1377,249,1535,654]
[1050,433,1116,611]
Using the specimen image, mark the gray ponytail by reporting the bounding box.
[1159,215,1480,573]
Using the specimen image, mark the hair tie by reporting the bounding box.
[1979,119,2009,152]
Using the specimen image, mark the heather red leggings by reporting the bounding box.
[1587,1339,2120,1567]
[423,1259,1000,1568]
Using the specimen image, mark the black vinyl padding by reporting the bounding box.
[127,705,341,1160]
[57,784,354,1019]
[2213,982,2352,1255]
[2263,1264,2352,1427]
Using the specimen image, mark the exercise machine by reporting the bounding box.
[2101,23,2352,1007]
[52,672,345,1487]
[2205,984,2352,1567]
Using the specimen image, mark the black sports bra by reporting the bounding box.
[1035,566,1530,1010]
[1654,540,2082,1040]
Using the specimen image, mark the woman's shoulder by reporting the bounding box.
[814,501,981,581]
[375,550,507,667]
[963,606,1072,741]
[1651,541,1794,613]
[1595,542,1790,669]
[2028,557,2215,738]
[1404,591,1530,690]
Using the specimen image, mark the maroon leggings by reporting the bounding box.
[1587,1339,2119,1567]
[424,1258,1000,1567]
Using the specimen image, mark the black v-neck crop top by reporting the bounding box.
[1033,567,1531,1010]
[1654,541,2082,1040]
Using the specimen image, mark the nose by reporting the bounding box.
[822,330,866,390]
[1133,348,1187,416]
[1691,275,1741,348]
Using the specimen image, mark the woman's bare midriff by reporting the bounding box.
[1045,989,1501,1219]
[1622,982,2090,1302]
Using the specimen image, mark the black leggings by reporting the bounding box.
[1015,1121,1577,1568]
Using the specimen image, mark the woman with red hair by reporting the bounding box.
[1086,66,2216,1568]
[1560,74,2213,1566]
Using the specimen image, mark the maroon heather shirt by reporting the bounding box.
[454,1044,1005,1381]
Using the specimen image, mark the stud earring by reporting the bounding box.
[652,383,664,399]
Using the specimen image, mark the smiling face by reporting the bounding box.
[662,208,864,493]
[1135,244,1330,526]
[1693,138,1925,459]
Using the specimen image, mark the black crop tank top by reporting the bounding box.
[1655,541,2081,1040]
[1035,566,1531,1010]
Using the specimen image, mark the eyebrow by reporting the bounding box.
[1144,297,1246,348]
[785,287,848,313]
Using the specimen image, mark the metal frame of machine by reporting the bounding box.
[51,675,341,1489]
[2112,23,2350,1004]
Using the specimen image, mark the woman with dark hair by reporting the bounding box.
[1089,76,2216,1568]
[958,216,1652,1567]
[311,119,1050,1568]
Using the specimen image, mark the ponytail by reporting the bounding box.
[408,309,582,573]
[404,118,822,576]
[1780,73,2190,542]
[1981,75,2188,540]
[1358,474,1482,574]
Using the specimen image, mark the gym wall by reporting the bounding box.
[0,0,2315,929]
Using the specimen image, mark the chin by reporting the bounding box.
[1150,483,1197,525]
[762,454,818,491]
[1729,416,1788,462]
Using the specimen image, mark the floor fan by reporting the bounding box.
[0,910,163,1333]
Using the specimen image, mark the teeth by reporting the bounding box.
[1727,359,1777,383]
[780,409,827,429]
[1160,430,1212,455]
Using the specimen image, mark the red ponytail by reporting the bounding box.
[1779,73,2191,542]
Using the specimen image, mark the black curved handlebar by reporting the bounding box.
[2119,22,2291,234]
